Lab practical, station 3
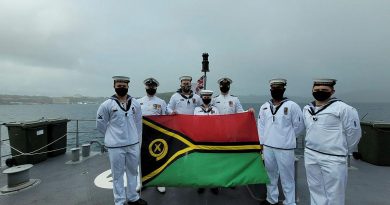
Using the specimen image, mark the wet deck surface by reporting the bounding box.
[1,152,390,205]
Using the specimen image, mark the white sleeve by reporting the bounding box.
[257,105,266,145]
[161,100,167,115]
[291,103,305,136]
[235,97,244,113]
[134,101,143,142]
[96,101,109,135]
[214,107,220,114]
[341,106,362,154]
[166,95,175,114]
[193,107,198,115]
[195,95,203,106]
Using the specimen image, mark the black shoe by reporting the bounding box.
[260,200,277,205]
[127,198,148,205]
[197,188,205,194]
[210,188,219,195]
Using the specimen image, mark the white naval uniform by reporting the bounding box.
[194,105,220,115]
[303,98,361,205]
[166,91,202,114]
[258,98,304,205]
[212,93,244,114]
[136,95,167,191]
[97,95,142,205]
[137,95,167,115]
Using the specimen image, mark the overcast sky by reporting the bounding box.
[0,0,389,99]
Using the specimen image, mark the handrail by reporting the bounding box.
[0,119,103,167]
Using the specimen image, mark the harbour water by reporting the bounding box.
[1,102,389,165]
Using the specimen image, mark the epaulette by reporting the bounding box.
[213,95,220,98]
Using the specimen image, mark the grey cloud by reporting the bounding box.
[0,0,389,101]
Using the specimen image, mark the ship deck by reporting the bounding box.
[1,152,390,205]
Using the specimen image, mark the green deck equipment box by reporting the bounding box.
[4,121,49,165]
[47,119,70,157]
[359,122,390,166]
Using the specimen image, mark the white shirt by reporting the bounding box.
[96,95,142,148]
[167,92,202,114]
[258,99,304,149]
[137,95,167,116]
[303,99,362,156]
[194,105,220,115]
[212,93,244,114]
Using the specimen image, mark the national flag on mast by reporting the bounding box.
[141,112,269,187]
[195,75,205,94]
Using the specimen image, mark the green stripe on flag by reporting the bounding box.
[144,152,269,187]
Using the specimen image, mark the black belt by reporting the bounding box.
[106,142,139,149]
[263,145,295,150]
[305,146,347,157]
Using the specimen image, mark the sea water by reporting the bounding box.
[1,102,389,164]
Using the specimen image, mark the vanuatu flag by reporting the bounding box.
[140,112,269,187]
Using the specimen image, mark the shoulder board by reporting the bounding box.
[213,95,220,98]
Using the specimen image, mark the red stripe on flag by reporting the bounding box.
[145,112,259,143]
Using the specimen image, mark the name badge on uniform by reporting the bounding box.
[284,107,288,115]
[153,104,161,109]
[229,101,233,107]
[192,99,196,104]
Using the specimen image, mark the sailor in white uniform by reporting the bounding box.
[96,76,147,205]
[213,77,254,114]
[194,90,220,115]
[194,89,220,195]
[167,75,202,114]
[258,79,304,205]
[303,79,361,205]
[136,77,167,194]
[137,78,167,116]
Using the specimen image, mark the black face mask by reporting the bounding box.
[115,87,128,97]
[202,98,211,105]
[271,89,285,100]
[181,85,191,93]
[313,91,332,101]
[146,88,156,96]
[220,85,230,93]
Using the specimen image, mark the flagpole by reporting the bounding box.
[202,53,209,89]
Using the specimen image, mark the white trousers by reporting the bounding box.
[263,146,296,205]
[304,148,347,205]
[108,144,140,205]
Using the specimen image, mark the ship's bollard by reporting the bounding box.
[82,144,91,158]
[1,164,39,194]
[71,148,80,162]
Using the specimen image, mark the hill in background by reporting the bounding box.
[1,89,389,105]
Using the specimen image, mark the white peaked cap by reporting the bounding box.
[217,77,233,84]
[143,77,160,86]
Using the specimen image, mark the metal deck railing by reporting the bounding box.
[0,119,103,168]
